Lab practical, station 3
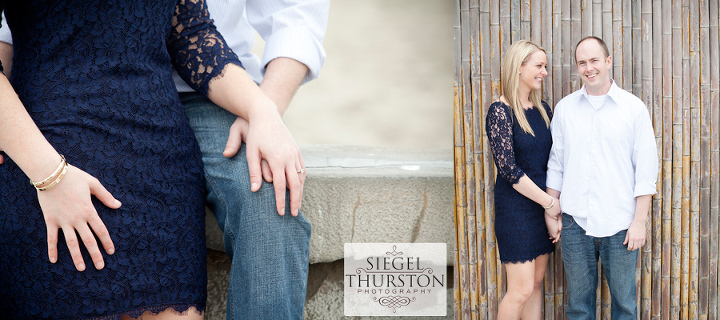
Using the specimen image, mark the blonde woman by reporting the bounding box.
[485,40,562,320]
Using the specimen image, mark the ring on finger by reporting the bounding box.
[297,168,305,174]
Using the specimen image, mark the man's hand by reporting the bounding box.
[623,219,646,251]
[624,194,651,251]
[223,116,273,183]
[545,212,562,243]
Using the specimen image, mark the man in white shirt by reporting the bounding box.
[545,36,658,319]
[0,1,328,318]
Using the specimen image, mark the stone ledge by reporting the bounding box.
[204,145,456,264]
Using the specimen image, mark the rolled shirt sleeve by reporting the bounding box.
[546,102,564,192]
[632,105,659,197]
[248,0,329,83]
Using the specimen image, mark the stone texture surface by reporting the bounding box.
[203,146,455,319]
[206,257,454,320]
[205,145,455,264]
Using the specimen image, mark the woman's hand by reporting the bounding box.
[243,107,305,217]
[545,211,562,243]
[37,165,120,271]
[544,196,561,219]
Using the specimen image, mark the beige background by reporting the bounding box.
[255,0,454,150]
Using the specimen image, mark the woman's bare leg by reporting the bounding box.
[520,253,550,320]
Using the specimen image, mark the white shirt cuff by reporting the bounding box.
[261,26,326,83]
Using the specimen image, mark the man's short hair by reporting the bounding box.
[575,36,610,62]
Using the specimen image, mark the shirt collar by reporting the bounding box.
[579,79,620,107]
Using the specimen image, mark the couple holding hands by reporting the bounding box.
[487,37,658,320]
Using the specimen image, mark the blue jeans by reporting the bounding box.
[561,213,638,320]
[181,93,311,320]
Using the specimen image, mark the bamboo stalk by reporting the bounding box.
[698,0,712,317]
[593,0,602,37]
[662,0,674,318]
[553,0,562,104]
[688,1,702,318]
[637,1,653,319]
[570,0,581,92]
[652,0,665,318]
[612,0,623,88]
[542,0,553,106]
[477,1,492,319]
[520,0,530,40]
[487,2,502,317]
[582,0,592,38]
[510,0,520,42]
[709,1,720,319]
[602,0,612,65]
[680,1,691,318]
[561,0,570,98]
[467,2,483,319]
[530,0,540,43]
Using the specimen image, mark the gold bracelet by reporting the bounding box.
[30,155,66,187]
[543,197,555,210]
[35,162,68,191]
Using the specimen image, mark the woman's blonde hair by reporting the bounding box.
[499,40,551,136]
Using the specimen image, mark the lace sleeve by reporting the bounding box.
[166,0,243,97]
[485,102,524,184]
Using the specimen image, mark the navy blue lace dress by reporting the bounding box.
[0,0,241,318]
[485,101,555,263]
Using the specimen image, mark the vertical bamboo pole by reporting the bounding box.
[709,1,720,318]
[542,0,552,106]
[593,0,602,37]
[539,2,556,315]
[467,1,482,320]
[487,1,502,317]
[582,0,592,38]
[453,0,462,313]
[602,0,613,79]
[631,0,641,96]
[553,0,562,105]
[651,0,665,319]
[671,1,684,319]
[680,1,691,319]
[510,0,520,42]
[661,0,674,318]
[455,0,470,318]
[520,0,530,40]
[561,0,570,99]
[612,0,623,88]
[637,0,653,319]
[688,1,702,319]
[530,0,540,44]
[623,0,632,92]
[697,1,712,319]
[478,1,493,319]
[570,0,581,92]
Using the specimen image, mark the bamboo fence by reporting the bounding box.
[453,0,720,319]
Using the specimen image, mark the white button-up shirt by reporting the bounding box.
[546,81,658,237]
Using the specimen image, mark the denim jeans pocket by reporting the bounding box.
[561,213,575,230]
